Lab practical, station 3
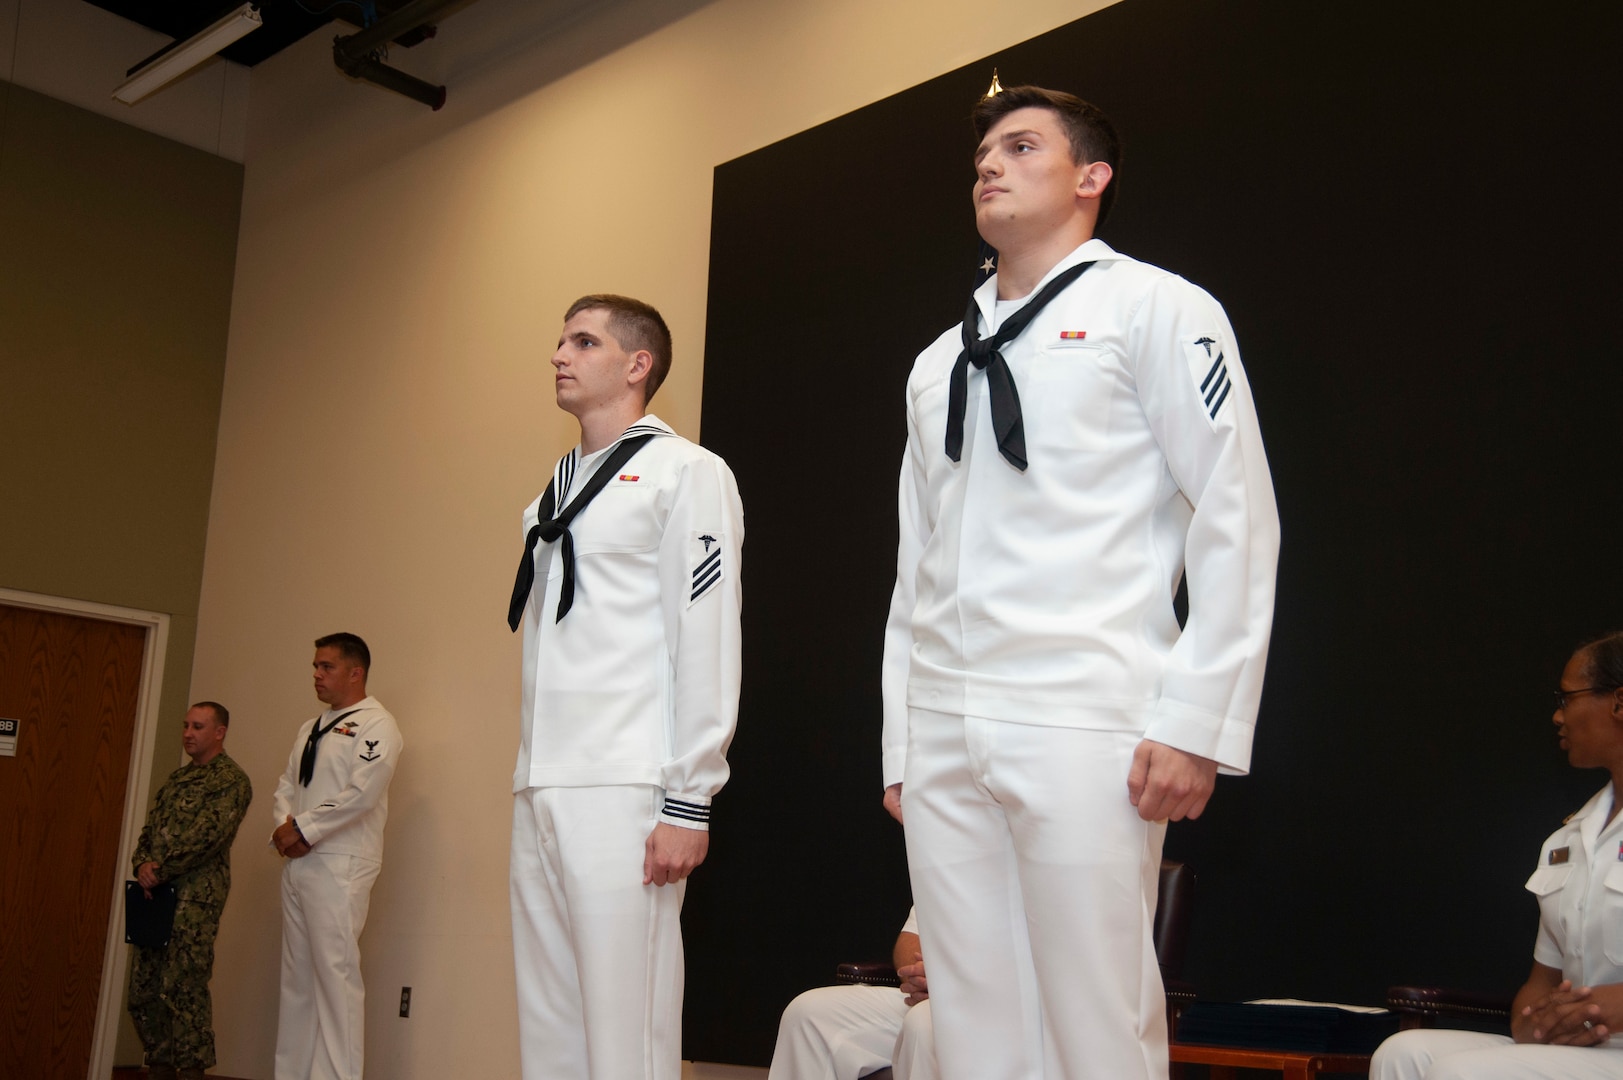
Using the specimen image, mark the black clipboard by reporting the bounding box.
[124,880,178,948]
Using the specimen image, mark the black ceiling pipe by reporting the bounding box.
[332,0,469,109]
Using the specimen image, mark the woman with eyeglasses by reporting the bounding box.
[1372,630,1623,1079]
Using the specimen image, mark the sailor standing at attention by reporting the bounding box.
[882,84,1279,1079]
[272,632,402,1080]
[507,293,744,1080]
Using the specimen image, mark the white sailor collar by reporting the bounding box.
[555,415,678,505]
[627,413,676,438]
[972,237,1126,328]
[577,414,674,458]
[319,695,379,719]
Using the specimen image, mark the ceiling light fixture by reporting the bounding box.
[112,3,262,106]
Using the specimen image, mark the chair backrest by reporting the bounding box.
[1154,860,1195,982]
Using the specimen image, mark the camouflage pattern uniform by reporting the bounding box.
[128,751,253,1071]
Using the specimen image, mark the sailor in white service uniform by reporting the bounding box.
[272,632,402,1080]
[883,86,1279,1080]
[507,293,744,1080]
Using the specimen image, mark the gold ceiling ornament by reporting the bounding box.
[984,69,1004,98]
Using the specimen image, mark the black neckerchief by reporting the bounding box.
[507,428,661,628]
[944,260,1096,471]
[300,708,361,786]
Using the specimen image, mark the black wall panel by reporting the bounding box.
[687,0,1622,1065]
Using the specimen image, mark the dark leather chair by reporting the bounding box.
[834,860,1196,1080]
[1384,985,1512,1031]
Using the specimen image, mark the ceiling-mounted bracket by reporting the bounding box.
[333,0,471,110]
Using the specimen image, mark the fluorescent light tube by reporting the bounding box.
[113,3,262,105]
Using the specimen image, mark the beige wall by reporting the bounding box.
[0,77,243,1066]
[198,0,1118,1074]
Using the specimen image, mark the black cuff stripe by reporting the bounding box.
[662,798,711,822]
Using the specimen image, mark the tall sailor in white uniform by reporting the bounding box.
[1372,631,1623,1080]
[507,293,744,1080]
[272,632,402,1080]
[882,85,1280,1079]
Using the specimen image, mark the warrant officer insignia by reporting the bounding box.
[359,740,381,762]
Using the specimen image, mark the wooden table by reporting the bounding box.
[1170,1041,1372,1079]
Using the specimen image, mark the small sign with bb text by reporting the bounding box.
[0,716,18,757]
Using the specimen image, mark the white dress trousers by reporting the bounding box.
[890,1002,938,1080]
[274,852,382,1080]
[511,784,686,1080]
[1371,1029,1623,1079]
[903,708,1167,1080]
[769,985,939,1080]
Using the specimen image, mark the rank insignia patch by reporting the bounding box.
[690,531,724,606]
[1182,334,1234,429]
[1549,846,1570,865]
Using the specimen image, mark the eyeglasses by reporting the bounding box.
[1553,686,1617,710]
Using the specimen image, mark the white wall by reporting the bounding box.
[197,0,1118,1074]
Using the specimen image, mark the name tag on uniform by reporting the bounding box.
[1549,846,1570,865]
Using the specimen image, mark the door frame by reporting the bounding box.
[0,586,171,1080]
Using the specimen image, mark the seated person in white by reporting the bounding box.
[1373,631,1623,1080]
[769,909,938,1080]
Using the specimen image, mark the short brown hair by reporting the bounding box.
[971,85,1121,226]
[565,294,673,403]
[192,701,230,726]
[315,632,370,674]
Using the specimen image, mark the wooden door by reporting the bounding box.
[0,604,147,1079]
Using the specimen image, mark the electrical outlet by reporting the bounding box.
[399,986,411,1017]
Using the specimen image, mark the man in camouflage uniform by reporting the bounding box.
[128,701,253,1080]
